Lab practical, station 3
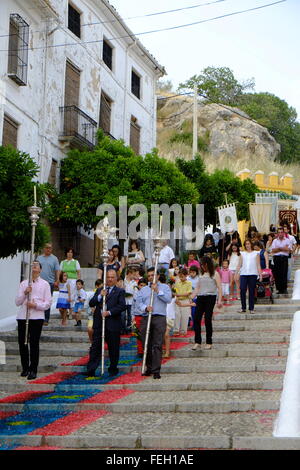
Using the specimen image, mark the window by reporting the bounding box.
[63,60,80,136]
[130,116,140,154]
[99,92,112,135]
[48,159,58,186]
[7,14,29,86]
[68,3,81,38]
[64,60,80,107]
[2,114,18,148]
[131,70,141,99]
[103,40,113,70]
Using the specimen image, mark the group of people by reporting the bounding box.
[14,222,298,380]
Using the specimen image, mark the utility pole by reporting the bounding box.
[193,83,198,159]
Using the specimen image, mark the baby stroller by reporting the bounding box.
[255,268,274,304]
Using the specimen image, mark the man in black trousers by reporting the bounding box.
[85,269,126,377]
[271,227,291,294]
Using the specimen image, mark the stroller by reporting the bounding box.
[255,268,274,304]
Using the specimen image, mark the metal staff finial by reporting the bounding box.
[141,216,163,375]
[25,187,42,345]
[96,216,118,375]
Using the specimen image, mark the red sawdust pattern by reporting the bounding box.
[82,389,134,404]
[109,371,147,385]
[170,342,189,350]
[30,372,77,384]
[0,390,52,404]
[0,411,19,419]
[29,410,109,436]
[61,355,89,366]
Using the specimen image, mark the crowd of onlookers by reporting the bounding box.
[35,221,299,353]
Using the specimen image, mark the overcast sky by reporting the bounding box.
[110,0,300,120]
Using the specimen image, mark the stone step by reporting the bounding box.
[0,370,284,394]
[222,305,297,312]
[214,313,294,321]
[2,433,300,450]
[173,346,287,358]
[0,410,285,449]
[4,346,136,357]
[0,389,281,414]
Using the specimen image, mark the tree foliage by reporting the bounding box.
[0,146,50,258]
[237,92,300,163]
[176,155,258,226]
[178,66,255,106]
[46,131,199,230]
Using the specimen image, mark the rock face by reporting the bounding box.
[198,103,280,160]
[158,98,281,160]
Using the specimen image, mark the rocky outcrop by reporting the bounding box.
[158,98,281,160]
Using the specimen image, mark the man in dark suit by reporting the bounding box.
[85,269,126,377]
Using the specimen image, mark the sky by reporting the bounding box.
[109,0,300,120]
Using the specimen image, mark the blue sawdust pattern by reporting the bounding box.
[0,336,140,449]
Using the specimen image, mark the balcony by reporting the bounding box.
[59,106,97,149]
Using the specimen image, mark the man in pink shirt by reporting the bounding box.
[271,227,291,294]
[15,261,52,380]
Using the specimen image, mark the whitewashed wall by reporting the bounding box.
[0,0,164,183]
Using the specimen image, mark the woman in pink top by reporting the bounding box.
[15,261,52,380]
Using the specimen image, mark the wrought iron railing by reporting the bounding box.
[59,105,97,148]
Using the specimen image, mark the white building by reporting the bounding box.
[0,0,165,326]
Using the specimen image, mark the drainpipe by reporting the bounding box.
[123,39,136,141]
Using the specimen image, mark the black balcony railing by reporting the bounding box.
[102,130,116,140]
[59,105,97,149]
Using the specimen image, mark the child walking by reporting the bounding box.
[124,267,138,333]
[56,272,71,326]
[164,281,176,358]
[174,268,193,336]
[187,266,199,329]
[132,277,147,357]
[74,279,87,327]
[228,244,241,300]
[219,259,233,303]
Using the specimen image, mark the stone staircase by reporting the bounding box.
[1,260,300,450]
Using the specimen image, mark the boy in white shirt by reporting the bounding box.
[74,279,87,327]
[124,267,138,333]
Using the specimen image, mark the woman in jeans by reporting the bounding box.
[190,256,223,350]
[236,239,262,314]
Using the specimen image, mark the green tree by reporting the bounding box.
[0,146,50,258]
[46,131,199,230]
[237,92,300,163]
[176,156,258,226]
[178,66,254,106]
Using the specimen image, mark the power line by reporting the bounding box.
[157,92,194,101]
[157,104,194,120]
[0,0,287,53]
[0,0,228,39]
[82,0,227,26]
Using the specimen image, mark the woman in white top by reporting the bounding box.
[126,240,145,269]
[190,256,223,350]
[236,239,262,314]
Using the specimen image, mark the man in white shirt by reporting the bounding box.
[271,227,291,294]
[153,240,175,273]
